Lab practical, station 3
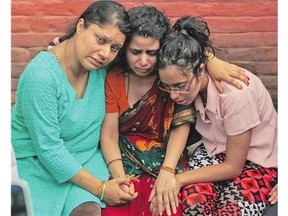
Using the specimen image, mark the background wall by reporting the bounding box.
[11,0,278,108]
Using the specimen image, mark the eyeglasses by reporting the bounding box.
[158,75,193,94]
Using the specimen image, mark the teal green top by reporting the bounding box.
[11,51,109,215]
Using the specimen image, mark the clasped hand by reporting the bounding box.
[102,178,138,206]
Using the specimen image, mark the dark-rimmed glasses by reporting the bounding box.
[158,75,193,94]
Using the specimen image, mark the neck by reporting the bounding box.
[64,39,88,79]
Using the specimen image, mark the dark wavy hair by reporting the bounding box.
[158,16,216,76]
[116,5,171,71]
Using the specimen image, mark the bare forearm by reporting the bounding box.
[101,135,126,178]
[176,162,238,187]
[176,132,251,187]
[70,168,103,197]
[163,124,190,168]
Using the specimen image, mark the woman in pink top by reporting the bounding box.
[156,16,277,215]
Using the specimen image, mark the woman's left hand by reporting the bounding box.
[148,171,179,216]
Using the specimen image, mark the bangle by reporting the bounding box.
[160,165,175,174]
[95,180,104,196]
[100,181,107,201]
[107,158,122,167]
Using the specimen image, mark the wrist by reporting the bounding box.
[100,181,107,201]
[175,173,184,188]
[107,158,122,167]
[94,180,105,197]
[160,165,175,175]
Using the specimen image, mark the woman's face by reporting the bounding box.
[126,35,159,77]
[75,19,126,70]
[158,65,201,105]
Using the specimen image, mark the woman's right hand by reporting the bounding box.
[102,178,138,206]
[268,184,278,205]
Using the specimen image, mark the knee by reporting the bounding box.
[70,202,101,216]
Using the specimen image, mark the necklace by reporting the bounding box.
[51,47,59,62]
[126,73,130,99]
[64,40,73,85]
[50,43,72,85]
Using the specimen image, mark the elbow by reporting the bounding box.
[224,163,243,179]
[230,170,242,179]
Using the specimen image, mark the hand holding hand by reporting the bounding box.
[102,178,138,206]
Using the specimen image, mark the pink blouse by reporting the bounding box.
[194,70,277,168]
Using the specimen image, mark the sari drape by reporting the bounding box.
[118,78,196,177]
[103,78,197,216]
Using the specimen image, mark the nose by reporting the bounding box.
[139,54,148,66]
[98,45,110,60]
[169,90,179,100]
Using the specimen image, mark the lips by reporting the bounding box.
[89,56,104,68]
[136,67,150,73]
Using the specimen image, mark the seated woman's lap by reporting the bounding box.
[102,174,182,216]
[181,145,277,215]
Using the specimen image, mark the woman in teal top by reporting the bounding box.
[11,1,137,215]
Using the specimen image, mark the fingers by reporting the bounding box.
[150,197,160,216]
[213,80,224,94]
[269,193,277,205]
[149,187,156,202]
[230,66,249,86]
[268,184,278,204]
[270,184,278,194]
[128,181,136,195]
[157,192,164,216]
[120,184,130,193]
[163,191,171,216]
[228,77,244,90]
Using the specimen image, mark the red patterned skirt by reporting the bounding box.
[181,144,277,216]
[102,174,182,216]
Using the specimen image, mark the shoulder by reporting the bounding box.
[106,64,125,82]
[21,51,58,81]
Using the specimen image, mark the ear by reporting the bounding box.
[76,18,85,34]
[198,63,206,77]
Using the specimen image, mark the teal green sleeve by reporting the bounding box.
[18,65,82,183]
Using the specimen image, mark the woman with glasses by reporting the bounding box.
[100,6,249,216]
[155,16,277,215]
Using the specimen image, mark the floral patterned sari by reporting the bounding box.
[102,78,198,216]
[119,78,196,177]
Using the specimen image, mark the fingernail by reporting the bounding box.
[248,76,250,80]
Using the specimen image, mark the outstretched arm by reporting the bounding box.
[175,129,252,190]
[149,123,190,216]
[206,53,249,93]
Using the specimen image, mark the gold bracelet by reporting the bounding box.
[94,180,104,196]
[160,165,175,174]
[107,158,122,167]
